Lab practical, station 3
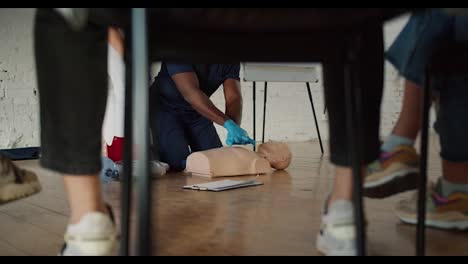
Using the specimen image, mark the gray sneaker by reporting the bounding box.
[316,200,357,256]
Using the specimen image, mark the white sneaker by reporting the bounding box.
[316,200,357,256]
[60,207,119,256]
[149,160,170,177]
[115,160,170,178]
[0,156,41,204]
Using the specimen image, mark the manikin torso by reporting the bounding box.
[185,141,292,177]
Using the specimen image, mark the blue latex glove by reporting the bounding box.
[223,119,256,146]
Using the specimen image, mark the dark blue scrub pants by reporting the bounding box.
[150,84,222,172]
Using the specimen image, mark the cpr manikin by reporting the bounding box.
[185,141,292,177]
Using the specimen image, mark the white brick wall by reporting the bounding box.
[0,9,411,148]
[0,8,38,148]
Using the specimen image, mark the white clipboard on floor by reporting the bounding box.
[183,178,263,192]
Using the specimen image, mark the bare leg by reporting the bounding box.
[329,167,366,207]
[64,175,108,224]
[391,80,423,140]
[442,160,468,184]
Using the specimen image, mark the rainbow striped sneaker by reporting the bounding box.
[395,178,468,230]
[364,145,419,199]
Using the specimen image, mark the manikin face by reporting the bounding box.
[256,141,292,170]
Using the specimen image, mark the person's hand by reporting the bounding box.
[223,119,256,146]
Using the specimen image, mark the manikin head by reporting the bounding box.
[256,141,292,170]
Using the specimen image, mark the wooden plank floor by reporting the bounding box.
[1,138,467,256]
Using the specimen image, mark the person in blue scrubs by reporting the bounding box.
[150,63,255,171]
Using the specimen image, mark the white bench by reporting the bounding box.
[242,63,323,154]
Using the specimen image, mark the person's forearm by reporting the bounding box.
[225,98,242,125]
[185,92,229,126]
[108,27,124,56]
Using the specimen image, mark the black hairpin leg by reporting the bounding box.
[344,49,366,257]
[307,82,324,155]
[131,8,152,256]
[417,69,431,256]
[253,82,256,151]
[262,82,268,144]
[120,23,133,257]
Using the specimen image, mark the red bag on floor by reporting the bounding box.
[107,137,124,162]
